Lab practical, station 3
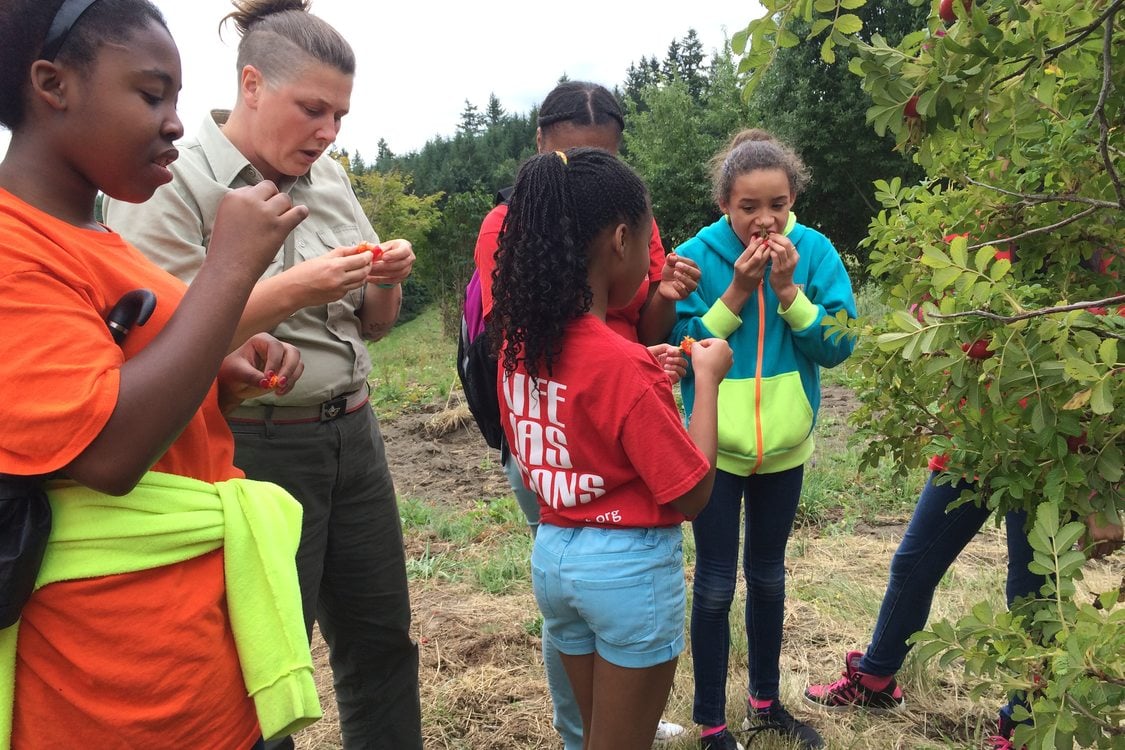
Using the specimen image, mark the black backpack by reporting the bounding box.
[455,188,512,452]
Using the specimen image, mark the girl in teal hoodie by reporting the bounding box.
[671,129,856,750]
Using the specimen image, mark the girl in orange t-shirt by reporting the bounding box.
[0,0,308,746]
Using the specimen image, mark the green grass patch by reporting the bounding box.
[406,542,461,583]
[368,306,457,418]
[472,533,533,595]
[401,493,534,593]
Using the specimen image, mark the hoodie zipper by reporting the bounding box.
[751,284,766,475]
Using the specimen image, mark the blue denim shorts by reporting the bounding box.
[531,524,685,669]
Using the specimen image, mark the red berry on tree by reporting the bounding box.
[904,96,921,119]
[939,0,971,24]
[961,338,993,360]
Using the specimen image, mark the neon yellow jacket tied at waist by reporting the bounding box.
[0,471,321,747]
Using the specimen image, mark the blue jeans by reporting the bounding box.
[858,472,1043,677]
[506,452,582,750]
[232,406,422,750]
[690,466,804,727]
[505,450,541,535]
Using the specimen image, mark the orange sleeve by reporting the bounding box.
[473,204,508,319]
[0,270,120,474]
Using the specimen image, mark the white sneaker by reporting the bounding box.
[653,718,685,744]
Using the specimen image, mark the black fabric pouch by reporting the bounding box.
[0,475,52,629]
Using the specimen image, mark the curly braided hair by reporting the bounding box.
[490,147,649,380]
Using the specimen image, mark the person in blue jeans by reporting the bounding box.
[805,469,1121,749]
[671,129,858,750]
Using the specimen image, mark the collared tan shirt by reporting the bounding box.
[105,111,377,408]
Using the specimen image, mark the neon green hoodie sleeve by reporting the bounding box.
[701,298,743,339]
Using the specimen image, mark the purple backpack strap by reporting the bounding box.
[464,268,486,342]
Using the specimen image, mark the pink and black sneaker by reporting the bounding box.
[987,715,1027,750]
[804,651,905,712]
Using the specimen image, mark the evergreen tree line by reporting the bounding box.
[337,9,928,333]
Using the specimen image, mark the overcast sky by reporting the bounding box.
[1,1,760,160]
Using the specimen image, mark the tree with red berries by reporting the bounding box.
[735,1,1122,747]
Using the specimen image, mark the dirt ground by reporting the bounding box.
[291,386,1123,749]
[291,385,901,750]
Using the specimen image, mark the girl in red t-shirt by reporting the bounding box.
[0,1,308,747]
[490,147,732,749]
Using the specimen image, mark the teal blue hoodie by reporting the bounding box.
[671,214,856,476]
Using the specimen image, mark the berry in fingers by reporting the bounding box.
[354,241,384,261]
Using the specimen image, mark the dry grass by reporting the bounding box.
[423,403,474,439]
[294,518,1124,750]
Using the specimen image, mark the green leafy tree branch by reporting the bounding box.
[739,2,1123,746]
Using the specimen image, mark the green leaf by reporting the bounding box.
[911,639,949,665]
[938,648,962,668]
[876,331,914,350]
[1098,339,1118,367]
[1058,549,1086,576]
[839,0,866,8]
[1096,443,1123,482]
[1064,357,1101,382]
[892,310,923,331]
[812,18,834,38]
[1090,378,1114,415]
[920,244,952,268]
[777,27,801,48]
[820,36,837,65]
[1035,502,1061,539]
[920,325,940,353]
[1055,523,1085,553]
[989,259,1011,281]
[834,14,864,34]
[948,235,969,267]
[1028,560,1053,576]
[731,28,749,54]
[932,265,962,290]
[973,246,995,272]
[813,0,836,11]
[1028,525,1052,555]
[971,600,994,622]
[902,331,924,361]
[1031,402,1046,433]
[931,619,956,641]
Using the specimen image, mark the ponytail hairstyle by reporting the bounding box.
[223,0,354,85]
[537,81,625,142]
[710,128,811,207]
[490,147,650,380]
[0,0,166,130]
